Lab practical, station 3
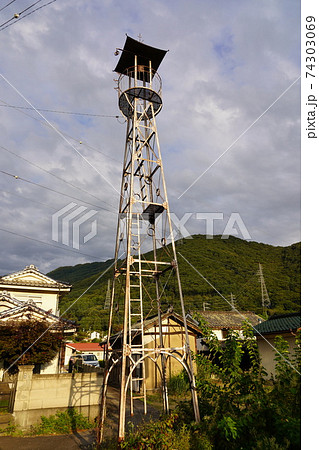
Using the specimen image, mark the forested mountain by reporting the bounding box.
[47,235,301,331]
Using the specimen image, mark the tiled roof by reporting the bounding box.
[253,312,301,335]
[66,343,103,352]
[0,301,76,330]
[194,310,263,329]
[0,265,71,289]
[0,291,24,307]
[0,279,70,288]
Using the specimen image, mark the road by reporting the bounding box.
[0,387,161,449]
[0,429,95,450]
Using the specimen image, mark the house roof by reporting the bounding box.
[102,311,202,346]
[0,265,71,291]
[142,311,202,334]
[0,292,76,331]
[253,312,301,335]
[193,310,264,330]
[0,291,24,308]
[66,342,103,352]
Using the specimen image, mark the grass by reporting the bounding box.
[0,398,9,413]
[0,408,94,437]
[30,408,94,435]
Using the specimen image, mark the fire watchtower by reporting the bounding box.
[116,36,165,119]
[98,36,200,443]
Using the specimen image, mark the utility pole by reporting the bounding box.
[104,279,111,310]
[230,293,236,311]
[97,36,200,444]
[257,263,271,317]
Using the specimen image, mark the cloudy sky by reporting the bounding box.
[0,0,301,275]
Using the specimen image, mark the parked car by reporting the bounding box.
[73,353,100,369]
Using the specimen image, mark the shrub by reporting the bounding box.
[167,369,190,396]
[120,414,185,449]
[30,408,94,435]
[114,322,301,449]
[0,319,64,373]
[190,322,301,449]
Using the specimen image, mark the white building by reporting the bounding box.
[189,310,264,351]
[0,264,71,315]
[0,265,74,377]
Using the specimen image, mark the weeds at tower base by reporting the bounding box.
[112,323,300,450]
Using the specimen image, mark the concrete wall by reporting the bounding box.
[40,352,60,375]
[13,365,103,428]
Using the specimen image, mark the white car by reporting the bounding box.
[74,353,100,368]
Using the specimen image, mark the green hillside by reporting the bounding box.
[48,260,114,285]
[48,235,301,331]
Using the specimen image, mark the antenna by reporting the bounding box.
[257,263,271,316]
[176,226,185,246]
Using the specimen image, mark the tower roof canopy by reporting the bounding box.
[114,36,167,75]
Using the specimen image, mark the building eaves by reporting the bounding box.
[253,312,301,335]
[0,265,71,289]
[0,302,76,330]
[193,310,263,330]
[101,311,202,346]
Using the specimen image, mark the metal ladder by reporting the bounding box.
[129,214,147,415]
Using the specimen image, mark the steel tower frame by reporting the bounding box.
[258,263,271,316]
[98,36,200,444]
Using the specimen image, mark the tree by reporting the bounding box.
[188,321,301,449]
[0,319,64,373]
[119,321,301,449]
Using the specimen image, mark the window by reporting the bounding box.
[82,355,97,362]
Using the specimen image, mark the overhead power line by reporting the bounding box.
[0,0,18,14]
[0,99,122,164]
[0,74,121,195]
[2,188,55,210]
[0,143,117,210]
[0,0,57,32]
[0,169,117,213]
[0,0,44,28]
[0,103,120,119]
[0,226,106,261]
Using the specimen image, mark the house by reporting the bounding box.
[253,312,301,377]
[101,311,202,391]
[0,291,76,377]
[190,310,264,351]
[64,342,105,367]
[0,265,74,377]
[0,264,71,315]
[90,331,100,340]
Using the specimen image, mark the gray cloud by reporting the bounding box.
[0,0,300,275]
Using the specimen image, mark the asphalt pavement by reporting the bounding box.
[0,429,96,450]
